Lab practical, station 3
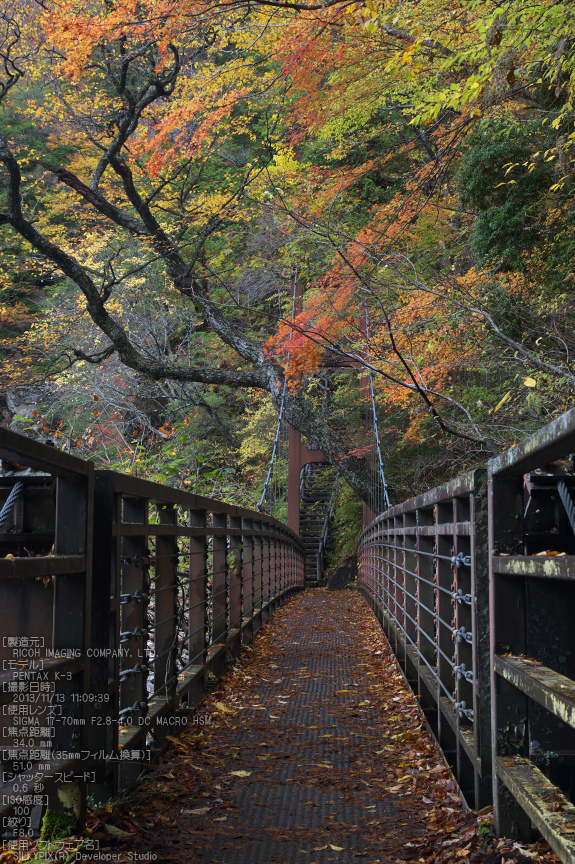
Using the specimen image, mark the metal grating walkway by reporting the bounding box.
[121,590,438,863]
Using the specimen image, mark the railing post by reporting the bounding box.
[228,516,243,636]
[48,469,93,830]
[211,513,228,644]
[189,509,207,666]
[269,533,276,605]
[434,500,456,766]
[89,472,119,801]
[489,471,531,839]
[253,520,262,630]
[118,496,149,787]
[416,507,435,721]
[391,515,400,655]
[404,511,417,676]
[262,530,270,622]
[371,521,384,633]
[452,494,474,803]
[242,518,254,642]
[470,471,492,808]
[154,504,178,709]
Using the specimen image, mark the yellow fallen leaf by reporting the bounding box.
[166,735,187,748]
[493,391,512,412]
[230,770,252,777]
[214,701,232,713]
[330,844,344,851]
[104,825,131,838]
[523,376,537,388]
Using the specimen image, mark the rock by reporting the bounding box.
[327,556,357,591]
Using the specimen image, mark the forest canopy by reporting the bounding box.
[1,0,575,509]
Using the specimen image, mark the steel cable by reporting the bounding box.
[365,310,391,512]
[557,481,575,534]
[0,481,24,533]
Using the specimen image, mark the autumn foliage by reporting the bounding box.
[2,0,575,500]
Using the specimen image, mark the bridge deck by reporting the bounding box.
[109,589,473,863]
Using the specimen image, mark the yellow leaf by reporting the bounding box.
[230,770,252,777]
[329,845,344,851]
[104,825,131,838]
[166,735,187,748]
[493,391,512,412]
[523,377,537,388]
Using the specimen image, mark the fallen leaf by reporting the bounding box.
[493,390,512,412]
[230,770,252,777]
[104,825,131,838]
[165,735,187,748]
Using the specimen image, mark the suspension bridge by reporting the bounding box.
[1,399,575,862]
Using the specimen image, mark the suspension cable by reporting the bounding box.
[365,308,391,512]
[0,481,24,533]
[258,275,300,516]
[257,376,288,514]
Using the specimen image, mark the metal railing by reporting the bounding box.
[359,408,575,864]
[0,428,304,840]
[358,469,491,809]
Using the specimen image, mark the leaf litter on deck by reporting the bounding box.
[77,589,560,864]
